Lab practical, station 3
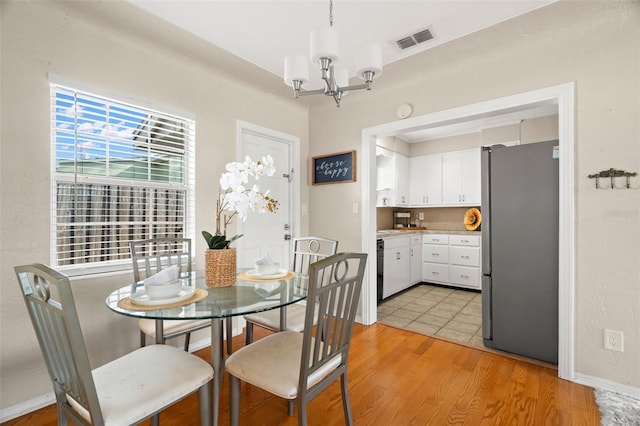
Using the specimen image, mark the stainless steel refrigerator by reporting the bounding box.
[481,141,559,364]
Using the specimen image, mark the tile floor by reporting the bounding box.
[377,284,484,348]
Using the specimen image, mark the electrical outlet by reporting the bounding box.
[419,212,424,220]
[604,329,624,352]
[352,203,359,214]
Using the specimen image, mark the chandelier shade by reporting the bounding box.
[355,43,383,80]
[284,55,309,86]
[310,26,339,64]
[283,0,382,107]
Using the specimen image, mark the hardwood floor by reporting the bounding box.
[3,323,600,426]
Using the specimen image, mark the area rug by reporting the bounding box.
[595,388,640,425]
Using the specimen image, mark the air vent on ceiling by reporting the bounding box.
[395,28,434,50]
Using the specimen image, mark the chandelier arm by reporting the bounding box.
[339,82,372,92]
[296,88,327,97]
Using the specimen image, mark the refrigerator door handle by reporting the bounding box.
[481,146,492,275]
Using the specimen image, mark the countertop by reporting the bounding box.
[376,229,481,239]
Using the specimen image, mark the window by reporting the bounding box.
[51,84,195,271]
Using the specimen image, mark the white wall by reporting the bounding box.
[0,0,308,411]
[308,0,639,389]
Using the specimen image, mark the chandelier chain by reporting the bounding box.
[329,0,333,27]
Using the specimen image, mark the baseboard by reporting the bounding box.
[0,392,55,423]
[573,372,640,398]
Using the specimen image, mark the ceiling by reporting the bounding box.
[127,0,558,141]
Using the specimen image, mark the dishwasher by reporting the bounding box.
[377,239,384,304]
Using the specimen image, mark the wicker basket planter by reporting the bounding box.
[205,248,236,287]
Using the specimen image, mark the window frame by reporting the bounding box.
[50,81,196,276]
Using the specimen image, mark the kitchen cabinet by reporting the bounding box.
[376,147,409,207]
[422,233,481,290]
[441,148,481,206]
[409,234,422,285]
[409,154,442,206]
[382,235,410,299]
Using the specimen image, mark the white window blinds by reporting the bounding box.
[51,84,195,269]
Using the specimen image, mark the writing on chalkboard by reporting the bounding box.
[312,150,356,185]
[316,159,350,179]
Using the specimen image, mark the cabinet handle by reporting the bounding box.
[432,253,439,257]
[461,239,469,243]
[396,252,401,260]
[410,248,414,256]
[433,238,439,242]
[432,272,440,275]
[460,275,469,279]
[461,255,469,259]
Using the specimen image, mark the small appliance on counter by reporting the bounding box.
[393,211,411,229]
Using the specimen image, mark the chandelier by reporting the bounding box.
[283,0,383,107]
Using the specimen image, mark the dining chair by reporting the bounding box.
[243,236,338,345]
[227,252,367,426]
[131,237,229,353]
[14,263,214,426]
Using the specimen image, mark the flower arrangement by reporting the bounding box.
[202,155,279,249]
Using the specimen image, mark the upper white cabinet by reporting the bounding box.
[396,153,409,206]
[409,154,442,206]
[441,148,481,206]
[376,146,409,207]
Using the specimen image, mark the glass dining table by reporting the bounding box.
[105,270,309,425]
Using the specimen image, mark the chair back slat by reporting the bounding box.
[292,237,338,275]
[130,238,192,282]
[15,264,103,425]
[299,253,367,391]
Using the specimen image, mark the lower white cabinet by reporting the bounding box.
[409,234,422,285]
[383,234,422,299]
[383,236,410,299]
[422,233,481,290]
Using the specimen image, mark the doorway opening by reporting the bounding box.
[360,83,575,380]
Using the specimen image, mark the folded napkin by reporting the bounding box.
[254,253,275,266]
[143,265,179,286]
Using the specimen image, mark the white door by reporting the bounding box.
[236,123,295,270]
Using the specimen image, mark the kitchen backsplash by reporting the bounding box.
[377,206,479,232]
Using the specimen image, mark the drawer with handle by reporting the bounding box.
[422,245,449,264]
[450,235,480,247]
[449,246,480,267]
[423,234,449,245]
[449,265,480,288]
[422,263,449,284]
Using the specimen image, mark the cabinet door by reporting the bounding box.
[442,151,462,205]
[409,156,427,206]
[395,153,409,206]
[460,148,481,205]
[383,245,410,298]
[376,147,395,206]
[410,235,422,284]
[424,154,443,205]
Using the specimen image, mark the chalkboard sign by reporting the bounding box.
[312,150,356,185]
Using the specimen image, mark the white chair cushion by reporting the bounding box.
[138,318,211,337]
[68,345,213,425]
[225,331,341,400]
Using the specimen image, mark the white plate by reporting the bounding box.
[129,286,196,306]
[245,268,289,279]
